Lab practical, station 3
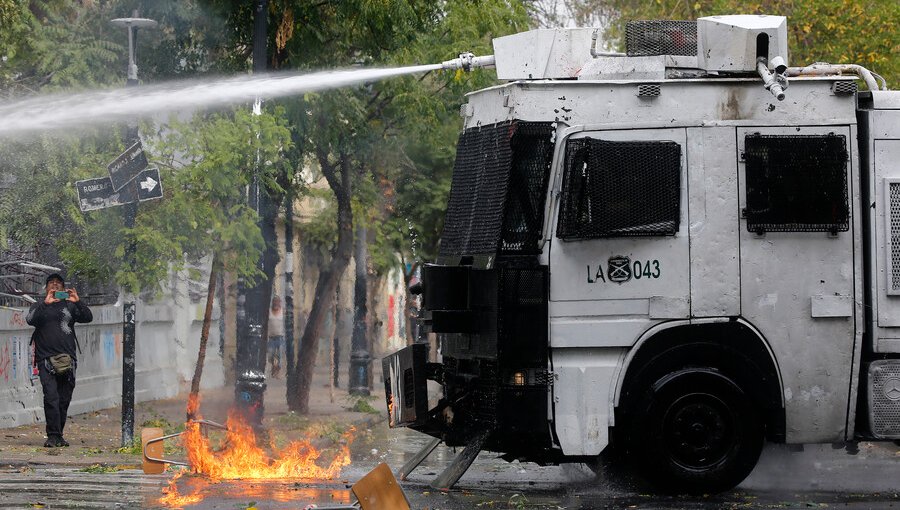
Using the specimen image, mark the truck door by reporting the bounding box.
[547,127,689,455]
[737,126,856,443]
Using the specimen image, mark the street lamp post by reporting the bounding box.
[109,15,157,448]
[234,0,271,427]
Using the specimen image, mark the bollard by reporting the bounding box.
[234,369,267,426]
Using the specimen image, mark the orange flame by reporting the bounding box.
[183,410,354,480]
[388,394,394,427]
[158,472,204,508]
[158,394,355,508]
[186,393,200,420]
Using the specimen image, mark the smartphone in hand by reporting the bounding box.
[54,291,69,300]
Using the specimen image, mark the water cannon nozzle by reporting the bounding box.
[771,56,788,75]
[441,53,496,72]
[757,57,788,101]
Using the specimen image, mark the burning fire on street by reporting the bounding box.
[158,395,355,508]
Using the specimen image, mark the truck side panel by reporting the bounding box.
[687,126,741,317]
[737,125,858,443]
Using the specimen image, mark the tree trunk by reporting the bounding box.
[287,152,354,413]
[188,254,219,421]
[332,283,341,390]
[284,190,296,377]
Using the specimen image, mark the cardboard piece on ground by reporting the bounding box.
[352,462,411,510]
[141,427,166,474]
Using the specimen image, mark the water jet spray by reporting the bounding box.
[0,52,495,136]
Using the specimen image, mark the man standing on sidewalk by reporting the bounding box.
[26,273,93,447]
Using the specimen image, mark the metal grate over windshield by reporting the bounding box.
[557,138,681,239]
[439,121,555,257]
[501,122,556,254]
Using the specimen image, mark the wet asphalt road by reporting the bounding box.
[2,425,900,509]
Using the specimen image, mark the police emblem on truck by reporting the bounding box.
[608,256,632,283]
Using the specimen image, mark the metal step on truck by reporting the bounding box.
[382,14,898,494]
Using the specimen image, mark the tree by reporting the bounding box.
[368,0,532,343]
[275,0,531,412]
[148,108,291,415]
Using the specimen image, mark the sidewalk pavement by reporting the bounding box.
[0,367,387,468]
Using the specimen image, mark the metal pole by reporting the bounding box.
[110,15,156,448]
[284,191,295,376]
[234,0,270,426]
[349,225,370,395]
[121,25,139,449]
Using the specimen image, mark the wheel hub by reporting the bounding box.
[664,393,734,469]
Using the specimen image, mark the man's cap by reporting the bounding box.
[45,273,65,286]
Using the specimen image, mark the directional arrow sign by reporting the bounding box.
[140,176,157,192]
[75,167,162,212]
[107,140,148,191]
[136,167,162,201]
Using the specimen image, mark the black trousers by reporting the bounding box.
[38,361,76,438]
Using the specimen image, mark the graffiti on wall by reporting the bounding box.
[8,311,27,328]
[102,330,121,368]
[82,328,122,369]
[0,335,31,383]
[0,342,9,382]
[387,295,395,339]
[381,268,408,353]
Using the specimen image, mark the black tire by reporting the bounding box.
[627,368,764,494]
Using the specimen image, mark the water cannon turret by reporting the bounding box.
[441,52,496,72]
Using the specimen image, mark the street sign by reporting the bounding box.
[107,141,148,191]
[136,167,162,201]
[75,167,162,212]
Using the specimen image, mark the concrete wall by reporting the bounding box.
[0,282,224,429]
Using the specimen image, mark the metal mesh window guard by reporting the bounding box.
[440,122,513,257]
[626,20,697,57]
[440,121,555,257]
[557,139,681,239]
[501,122,556,254]
[890,183,900,292]
[744,134,849,234]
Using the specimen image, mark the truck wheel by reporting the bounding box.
[629,368,763,494]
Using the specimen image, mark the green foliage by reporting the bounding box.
[363,1,529,273]
[1,1,124,96]
[0,106,292,294]
[115,438,142,455]
[2,1,245,97]
[0,130,125,284]
[141,416,183,436]
[312,421,350,443]
[508,493,529,510]
[140,107,293,291]
[346,395,381,414]
[1,0,531,303]
[297,187,338,256]
[275,411,311,430]
[282,0,531,274]
[78,464,122,474]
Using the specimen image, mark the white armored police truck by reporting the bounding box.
[382,15,899,493]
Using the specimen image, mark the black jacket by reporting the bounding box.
[26,300,93,362]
